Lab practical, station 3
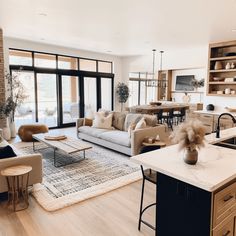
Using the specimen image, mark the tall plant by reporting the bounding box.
[116,82,130,111]
[0,71,28,122]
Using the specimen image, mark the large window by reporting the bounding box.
[9,49,114,129]
[101,78,112,110]
[129,77,157,106]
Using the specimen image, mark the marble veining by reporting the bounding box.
[131,127,236,192]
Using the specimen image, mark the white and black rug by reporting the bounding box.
[15,141,141,211]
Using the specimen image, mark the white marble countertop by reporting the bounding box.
[194,110,236,116]
[131,127,236,192]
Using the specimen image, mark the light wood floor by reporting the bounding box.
[1,128,156,236]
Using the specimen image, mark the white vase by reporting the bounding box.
[9,121,16,138]
[3,126,11,141]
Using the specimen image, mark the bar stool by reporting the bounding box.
[174,107,186,124]
[138,145,160,231]
[162,108,174,130]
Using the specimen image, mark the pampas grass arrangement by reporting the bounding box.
[170,120,206,151]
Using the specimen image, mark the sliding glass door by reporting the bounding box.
[84,77,97,118]
[13,71,36,129]
[101,77,112,110]
[61,75,80,124]
[37,73,58,127]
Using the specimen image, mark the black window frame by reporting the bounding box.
[9,48,114,129]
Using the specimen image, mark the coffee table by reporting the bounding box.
[32,133,92,167]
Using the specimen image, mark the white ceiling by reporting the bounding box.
[1,0,236,56]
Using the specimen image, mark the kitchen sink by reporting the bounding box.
[213,136,236,150]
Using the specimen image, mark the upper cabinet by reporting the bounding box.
[207,40,236,96]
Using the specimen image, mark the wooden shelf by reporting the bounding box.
[209,69,236,73]
[210,56,236,61]
[171,91,204,94]
[207,93,236,97]
[209,82,236,85]
[207,40,236,96]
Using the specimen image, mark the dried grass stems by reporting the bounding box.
[170,120,206,151]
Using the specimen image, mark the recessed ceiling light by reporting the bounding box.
[232,29,236,32]
[39,13,47,17]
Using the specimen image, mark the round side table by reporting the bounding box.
[1,165,32,211]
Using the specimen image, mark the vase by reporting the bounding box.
[183,148,198,165]
[214,61,223,70]
[2,126,11,141]
[9,121,16,138]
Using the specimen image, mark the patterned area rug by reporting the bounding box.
[15,141,141,212]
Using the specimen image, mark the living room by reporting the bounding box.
[1,0,236,236]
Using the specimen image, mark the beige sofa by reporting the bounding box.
[0,141,43,193]
[76,112,166,156]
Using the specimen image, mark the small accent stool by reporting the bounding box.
[18,124,48,142]
[1,165,32,211]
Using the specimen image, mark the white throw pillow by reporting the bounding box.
[135,118,146,130]
[92,112,113,129]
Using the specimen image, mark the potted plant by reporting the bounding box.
[170,120,205,165]
[116,82,130,111]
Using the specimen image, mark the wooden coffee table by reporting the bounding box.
[32,133,92,167]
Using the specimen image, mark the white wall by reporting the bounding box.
[3,37,124,111]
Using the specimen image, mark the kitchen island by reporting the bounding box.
[132,127,236,236]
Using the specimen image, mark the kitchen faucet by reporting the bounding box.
[216,113,236,138]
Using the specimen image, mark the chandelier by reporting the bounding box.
[145,50,167,88]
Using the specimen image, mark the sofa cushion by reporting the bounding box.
[135,117,146,130]
[112,112,126,130]
[78,126,110,138]
[143,114,157,127]
[92,112,113,129]
[124,113,142,131]
[0,145,17,159]
[99,130,131,147]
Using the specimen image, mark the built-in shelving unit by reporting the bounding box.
[207,40,236,96]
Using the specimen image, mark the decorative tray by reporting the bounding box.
[44,135,67,141]
[225,107,236,112]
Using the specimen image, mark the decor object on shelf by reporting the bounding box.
[224,52,236,56]
[170,120,205,165]
[225,62,231,70]
[116,82,130,111]
[182,92,191,103]
[231,62,235,69]
[214,61,223,70]
[225,88,231,95]
[206,104,215,111]
[213,77,223,81]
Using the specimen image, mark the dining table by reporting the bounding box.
[129,103,189,115]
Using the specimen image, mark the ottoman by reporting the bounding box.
[18,124,48,142]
